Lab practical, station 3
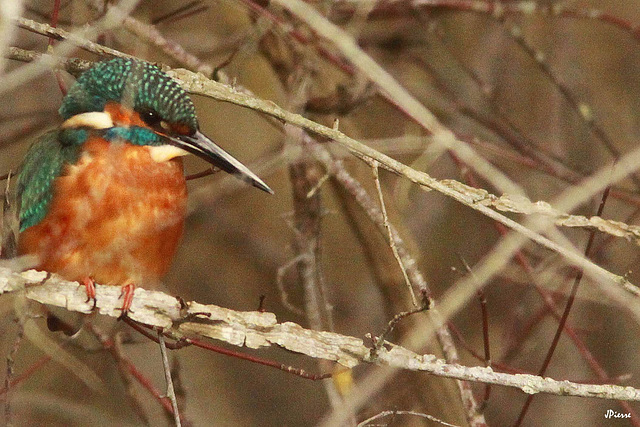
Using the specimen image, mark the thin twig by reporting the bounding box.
[357,409,460,427]
[152,1,205,25]
[458,255,491,406]
[14,17,135,60]
[83,0,213,76]
[275,254,306,316]
[370,160,418,307]
[158,330,181,427]
[410,1,640,43]
[4,314,24,425]
[372,301,430,355]
[0,354,52,399]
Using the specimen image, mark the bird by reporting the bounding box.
[16,57,272,313]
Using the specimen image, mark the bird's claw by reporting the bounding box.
[117,283,136,319]
[81,277,97,311]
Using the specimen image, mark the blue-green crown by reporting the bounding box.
[59,58,198,132]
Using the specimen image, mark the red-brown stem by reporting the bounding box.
[478,288,491,405]
[448,323,523,375]
[0,355,52,398]
[450,154,639,424]
[514,186,638,426]
[457,255,492,405]
[152,1,204,25]
[121,356,175,416]
[122,317,331,380]
[48,0,68,96]
[187,337,331,380]
[185,167,216,181]
[86,324,182,422]
[47,0,61,47]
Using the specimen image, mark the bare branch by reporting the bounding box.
[1,267,639,402]
[168,65,640,303]
[5,38,640,244]
[5,40,640,328]
[14,17,134,60]
[83,0,214,76]
[272,0,524,198]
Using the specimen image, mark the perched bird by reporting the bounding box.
[17,58,272,312]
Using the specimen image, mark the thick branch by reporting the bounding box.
[1,266,639,402]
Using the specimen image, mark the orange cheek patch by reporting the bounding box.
[104,102,147,127]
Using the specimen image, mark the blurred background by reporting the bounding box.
[1,0,640,425]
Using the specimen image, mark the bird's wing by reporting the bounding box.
[17,131,74,231]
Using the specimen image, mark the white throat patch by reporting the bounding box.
[148,145,190,162]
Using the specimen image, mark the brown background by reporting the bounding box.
[1,1,640,426]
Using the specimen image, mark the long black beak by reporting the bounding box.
[167,130,273,194]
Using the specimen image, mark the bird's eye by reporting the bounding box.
[140,109,161,127]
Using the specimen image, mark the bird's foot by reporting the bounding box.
[81,277,97,310]
[118,283,136,318]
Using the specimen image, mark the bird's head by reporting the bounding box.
[58,57,272,194]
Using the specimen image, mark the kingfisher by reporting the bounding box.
[16,57,272,312]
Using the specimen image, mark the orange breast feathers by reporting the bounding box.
[18,137,188,287]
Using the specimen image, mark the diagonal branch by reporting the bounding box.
[4,45,640,315]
